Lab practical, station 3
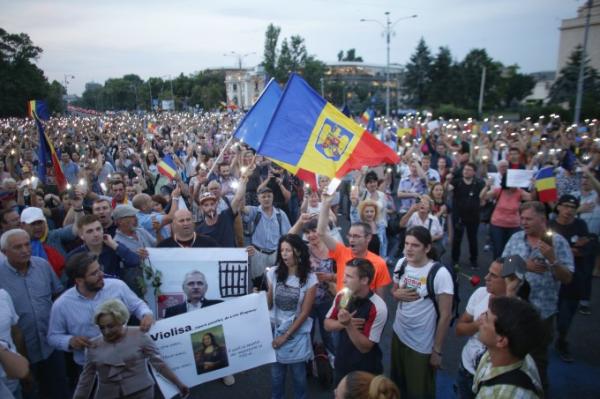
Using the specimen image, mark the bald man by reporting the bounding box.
[157,209,217,248]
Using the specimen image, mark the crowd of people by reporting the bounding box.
[0,109,599,399]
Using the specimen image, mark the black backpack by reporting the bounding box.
[476,368,541,397]
[395,259,460,325]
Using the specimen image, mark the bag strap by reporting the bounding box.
[477,368,539,395]
[250,209,282,237]
[394,258,409,280]
[425,262,444,320]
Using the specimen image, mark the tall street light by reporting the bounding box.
[361,12,417,118]
[223,51,256,69]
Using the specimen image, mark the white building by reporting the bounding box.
[524,71,556,104]
[557,2,600,73]
[224,66,267,110]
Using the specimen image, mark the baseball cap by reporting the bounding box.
[557,194,580,208]
[257,186,273,194]
[112,205,138,220]
[198,191,217,204]
[20,207,46,224]
[501,255,527,280]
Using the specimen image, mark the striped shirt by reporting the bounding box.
[473,352,541,399]
[47,278,152,365]
[0,257,63,363]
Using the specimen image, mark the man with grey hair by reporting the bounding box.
[0,228,68,399]
[164,270,223,317]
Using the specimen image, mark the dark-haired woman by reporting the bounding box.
[390,226,454,399]
[195,332,228,374]
[267,234,317,399]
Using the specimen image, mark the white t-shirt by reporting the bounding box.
[0,289,19,386]
[392,258,454,354]
[406,213,443,239]
[267,267,317,327]
[460,287,490,374]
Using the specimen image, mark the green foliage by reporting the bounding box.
[0,27,64,117]
[75,69,226,111]
[261,23,325,89]
[434,104,473,120]
[403,39,535,113]
[549,45,600,119]
[337,49,363,62]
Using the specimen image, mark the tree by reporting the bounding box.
[454,49,503,110]
[337,48,363,62]
[427,46,455,106]
[549,45,600,118]
[262,24,281,79]
[404,38,433,107]
[0,28,56,117]
[497,65,535,109]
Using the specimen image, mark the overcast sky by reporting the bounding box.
[0,0,584,95]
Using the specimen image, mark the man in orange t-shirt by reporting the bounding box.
[318,194,391,298]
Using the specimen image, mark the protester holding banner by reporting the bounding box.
[267,234,317,399]
[73,299,189,399]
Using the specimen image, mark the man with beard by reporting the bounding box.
[47,252,153,369]
[196,164,251,247]
[0,229,68,398]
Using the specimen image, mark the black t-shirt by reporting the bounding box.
[550,218,589,299]
[195,207,236,247]
[452,177,485,221]
[157,234,218,248]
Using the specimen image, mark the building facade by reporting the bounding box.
[557,2,600,73]
[224,67,267,111]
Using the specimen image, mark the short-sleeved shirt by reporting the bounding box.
[244,206,291,251]
[397,176,428,212]
[490,188,524,228]
[406,213,443,239]
[196,207,236,247]
[460,287,490,375]
[392,258,454,354]
[329,242,391,293]
[473,352,542,399]
[326,290,387,379]
[502,231,574,318]
[0,257,63,363]
[267,267,317,327]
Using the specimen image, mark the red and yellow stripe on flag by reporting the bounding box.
[157,154,177,180]
[535,167,557,203]
[257,74,399,179]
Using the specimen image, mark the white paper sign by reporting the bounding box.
[149,293,276,398]
[487,172,502,188]
[146,248,249,319]
[506,169,535,188]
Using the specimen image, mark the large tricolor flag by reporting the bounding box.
[28,100,67,191]
[157,154,178,180]
[233,79,318,189]
[257,74,399,180]
[535,166,557,203]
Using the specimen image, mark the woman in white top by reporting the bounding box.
[267,234,317,399]
[390,226,454,399]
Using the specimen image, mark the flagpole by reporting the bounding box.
[207,134,235,177]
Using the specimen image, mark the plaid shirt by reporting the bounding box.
[473,352,542,399]
[502,231,574,318]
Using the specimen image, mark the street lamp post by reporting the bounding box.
[223,51,256,69]
[361,12,417,118]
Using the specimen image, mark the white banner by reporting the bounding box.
[146,248,249,319]
[506,169,535,188]
[149,292,276,398]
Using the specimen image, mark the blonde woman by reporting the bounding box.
[74,299,188,399]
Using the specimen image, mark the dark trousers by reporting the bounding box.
[530,315,555,396]
[311,299,335,355]
[24,350,70,399]
[557,297,579,344]
[452,219,479,265]
[455,362,475,399]
[489,224,520,260]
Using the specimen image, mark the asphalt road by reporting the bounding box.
[177,224,600,399]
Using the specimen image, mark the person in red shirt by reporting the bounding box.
[318,193,391,298]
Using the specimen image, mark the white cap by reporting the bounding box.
[20,207,46,224]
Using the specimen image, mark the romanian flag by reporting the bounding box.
[157,154,177,180]
[360,108,376,132]
[233,78,318,189]
[535,167,557,203]
[257,74,399,179]
[28,100,67,192]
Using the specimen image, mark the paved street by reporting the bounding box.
[181,225,600,399]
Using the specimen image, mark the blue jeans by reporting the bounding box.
[455,362,475,399]
[311,300,335,355]
[489,224,520,260]
[271,361,307,399]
